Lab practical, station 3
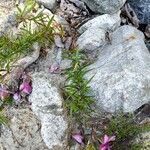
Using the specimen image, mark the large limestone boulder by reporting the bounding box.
[81,0,126,14]
[86,25,150,113]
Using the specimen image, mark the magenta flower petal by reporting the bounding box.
[103,135,110,143]
[100,145,108,150]
[19,83,24,91]
[100,142,109,150]
[72,133,84,144]
[19,82,32,94]
[102,135,115,144]
[99,135,115,150]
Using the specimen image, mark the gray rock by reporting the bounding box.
[86,25,150,113]
[81,0,126,14]
[0,107,49,150]
[77,12,121,55]
[77,28,106,54]
[78,11,121,34]
[128,0,150,24]
[29,72,68,150]
[36,0,58,12]
[0,1,17,36]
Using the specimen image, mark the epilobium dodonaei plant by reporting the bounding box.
[0,1,63,80]
[0,0,63,124]
[0,111,9,125]
[63,50,95,122]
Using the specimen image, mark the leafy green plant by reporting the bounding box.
[85,142,96,150]
[131,144,145,150]
[16,0,38,23]
[106,114,137,142]
[0,111,8,125]
[63,50,94,122]
[0,96,14,111]
[0,1,61,77]
[0,1,62,125]
[106,114,150,150]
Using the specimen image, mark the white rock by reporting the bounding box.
[29,72,68,150]
[86,25,150,113]
[77,28,106,54]
[78,11,121,34]
[0,0,16,36]
[77,12,121,55]
[36,0,57,11]
[0,0,14,16]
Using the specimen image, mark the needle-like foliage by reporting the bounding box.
[106,114,150,150]
[0,111,8,125]
[63,50,94,122]
[0,1,62,124]
[0,1,61,79]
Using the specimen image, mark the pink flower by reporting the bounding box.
[99,135,115,150]
[72,133,84,144]
[19,82,32,94]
